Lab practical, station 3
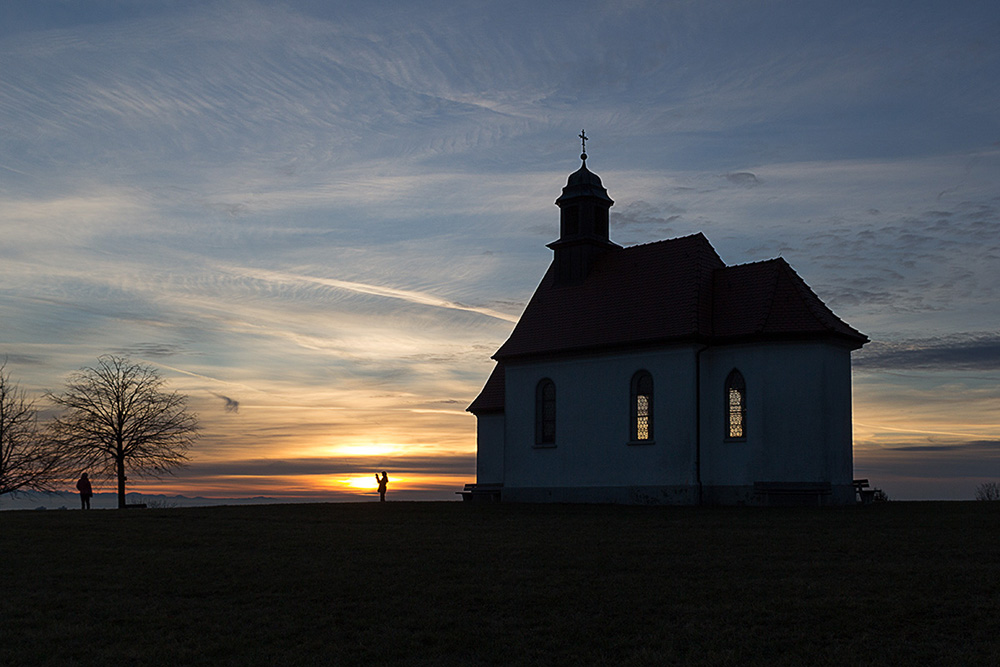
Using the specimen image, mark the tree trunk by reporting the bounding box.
[116,449,126,509]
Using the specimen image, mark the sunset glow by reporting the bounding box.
[337,476,378,491]
[1,1,998,504]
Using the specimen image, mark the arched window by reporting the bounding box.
[630,371,654,442]
[725,369,746,440]
[535,379,556,445]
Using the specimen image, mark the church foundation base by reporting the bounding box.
[498,483,857,506]
[501,485,696,505]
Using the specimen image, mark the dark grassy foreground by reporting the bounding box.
[3,502,999,666]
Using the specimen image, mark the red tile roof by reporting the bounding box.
[711,257,867,341]
[468,232,868,413]
[466,363,505,413]
[494,233,726,359]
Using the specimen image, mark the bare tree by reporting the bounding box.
[0,363,66,500]
[975,482,1000,501]
[48,355,199,509]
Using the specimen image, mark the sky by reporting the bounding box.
[1,0,998,503]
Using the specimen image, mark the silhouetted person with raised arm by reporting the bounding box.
[376,471,388,502]
[76,473,93,510]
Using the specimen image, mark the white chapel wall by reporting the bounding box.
[475,413,505,485]
[501,345,702,493]
[699,340,855,490]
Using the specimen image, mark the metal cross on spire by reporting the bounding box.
[579,129,588,161]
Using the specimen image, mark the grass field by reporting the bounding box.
[3,501,999,666]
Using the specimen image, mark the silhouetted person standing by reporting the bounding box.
[76,473,93,510]
[376,471,389,502]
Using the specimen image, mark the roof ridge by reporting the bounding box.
[622,231,710,251]
[728,256,784,269]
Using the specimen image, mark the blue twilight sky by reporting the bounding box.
[1,0,998,501]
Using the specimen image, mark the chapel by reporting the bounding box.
[465,145,868,506]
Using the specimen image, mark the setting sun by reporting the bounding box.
[337,476,377,490]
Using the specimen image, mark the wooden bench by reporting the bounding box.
[457,483,502,503]
[853,479,875,505]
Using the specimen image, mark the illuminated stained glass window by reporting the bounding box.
[725,369,746,440]
[630,371,653,442]
[535,379,556,445]
[636,396,650,440]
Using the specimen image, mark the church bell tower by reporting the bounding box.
[547,131,620,285]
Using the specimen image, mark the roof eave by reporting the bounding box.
[494,330,868,363]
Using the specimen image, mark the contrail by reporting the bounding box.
[854,422,1000,439]
[136,359,262,395]
[0,163,32,177]
[230,266,520,324]
[137,359,232,385]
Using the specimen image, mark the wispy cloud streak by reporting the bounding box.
[227,267,519,323]
[1,0,998,500]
